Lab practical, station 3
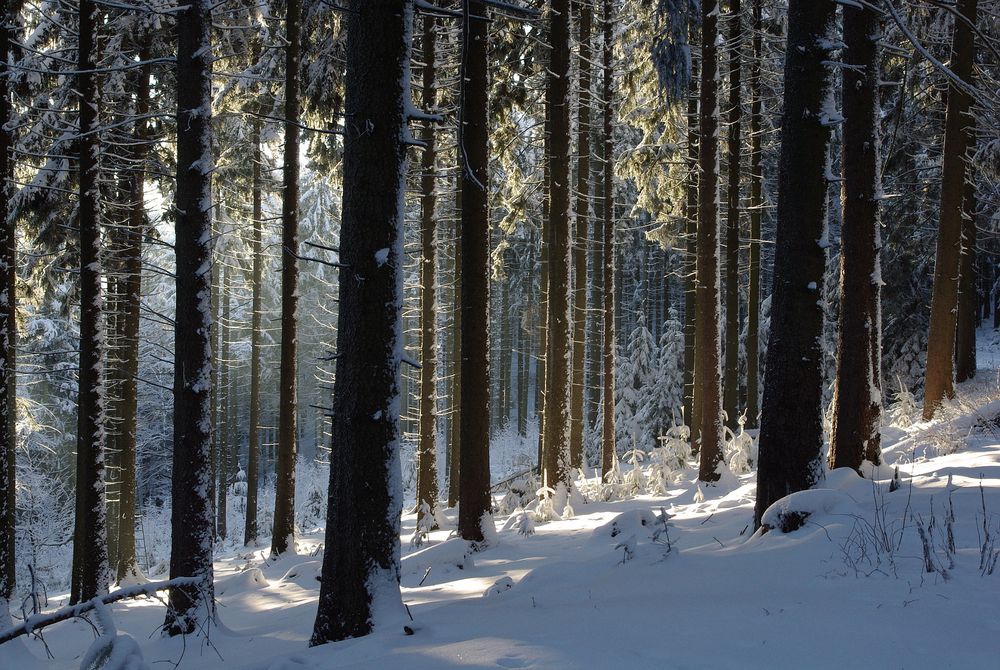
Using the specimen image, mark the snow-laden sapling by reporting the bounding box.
[615,533,637,564]
[651,507,675,557]
[533,471,560,522]
[410,501,435,548]
[622,448,647,496]
[722,415,756,475]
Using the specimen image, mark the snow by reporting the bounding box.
[8,341,1000,668]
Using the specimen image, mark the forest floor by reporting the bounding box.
[6,333,1000,669]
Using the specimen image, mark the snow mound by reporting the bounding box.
[482,576,514,597]
[759,488,862,534]
[216,567,269,596]
[592,509,658,540]
[278,560,322,588]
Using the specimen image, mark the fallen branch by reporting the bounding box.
[0,576,205,645]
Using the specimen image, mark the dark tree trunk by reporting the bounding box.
[542,0,572,497]
[72,0,110,605]
[458,0,493,542]
[310,0,409,644]
[165,0,216,635]
[569,0,592,471]
[745,0,762,429]
[0,0,22,602]
[955,128,978,383]
[695,0,723,483]
[115,48,151,583]
[831,3,882,472]
[270,0,301,554]
[723,0,742,431]
[683,36,698,444]
[923,0,979,419]
[753,0,836,530]
[416,14,439,529]
[600,0,616,478]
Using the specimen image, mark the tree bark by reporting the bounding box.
[831,3,882,472]
[270,0,301,554]
[165,0,216,634]
[923,0,979,419]
[115,47,151,583]
[0,0,19,602]
[723,0,742,431]
[216,262,231,541]
[310,0,410,643]
[416,14,439,529]
[695,0,723,483]
[458,0,493,542]
[72,0,110,605]
[448,205,461,508]
[542,0,572,497]
[745,0,762,429]
[683,33,698,444]
[753,0,836,529]
[569,0,592,471]
[600,0,616,478]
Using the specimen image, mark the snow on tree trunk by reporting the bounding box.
[723,0,742,432]
[164,0,216,635]
[309,0,411,644]
[753,0,837,530]
[72,0,110,605]
[745,0,762,429]
[600,0,617,480]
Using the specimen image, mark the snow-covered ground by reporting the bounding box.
[6,339,1000,668]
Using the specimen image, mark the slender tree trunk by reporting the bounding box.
[165,0,215,635]
[72,0,110,604]
[448,205,461,508]
[753,0,836,530]
[416,15,439,529]
[683,39,698,444]
[600,0,616,478]
[745,0,762,429]
[695,0,723,483]
[955,128,978,382]
[923,0,979,419]
[458,0,493,542]
[216,263,231,541]
[309,0,410,644]
[115,50,151,583]
[723,0,742,431]
[831,3,882,472]
[270,0,301,554]
[569,0,592,471]
[0,0,20,603]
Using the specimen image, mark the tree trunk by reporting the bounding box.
[831,4,883,472]
[683,35,698,444]
[310,0,410,644]
[458,0,493,542]
[745,0,762,429]
[72,0,110,605]
[448,204,461,508]
[115,48,151,583]
[216,262,231,541]
[753,0,836,529]
[600,0,616,479]
[270,0,301,554]
[723,0,742,431]
[570,0,592,471]
[695,0,723,483]
[542,0,572,498]
[0,0,20,602]
[923,0,979,419]
[165,0,216,635]
[416,14,439,529]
